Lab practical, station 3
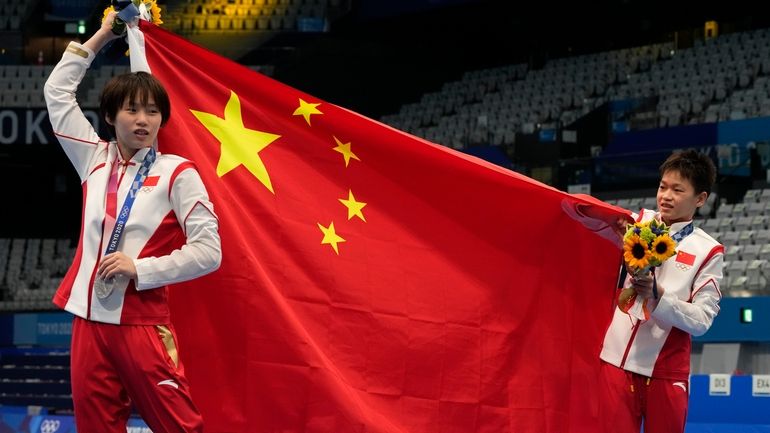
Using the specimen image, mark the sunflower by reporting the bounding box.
[101,1,163,28]
[102,5,115,23]
[650,234,676,265]
[146,0,163,25]
[623,235,652,270]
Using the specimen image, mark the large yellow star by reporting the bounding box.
[317,222,345,255]
[339,190,367,222]
[292,98,322,126]
[332,136,360,167]
[191,91,281,193]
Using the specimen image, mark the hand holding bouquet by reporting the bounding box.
[102,0,163,36]
[618,219,677,320]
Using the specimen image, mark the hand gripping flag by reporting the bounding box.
[127,21,629,433]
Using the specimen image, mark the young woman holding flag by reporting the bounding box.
[44,10,220,433]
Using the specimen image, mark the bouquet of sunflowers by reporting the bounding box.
[102,0,163,35]
[618,218,677,320]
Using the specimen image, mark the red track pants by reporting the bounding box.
[599,361,689,433]
[70,316,204,433]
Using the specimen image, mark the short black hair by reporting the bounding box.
[100,71,171,138]
[659,149,717,195]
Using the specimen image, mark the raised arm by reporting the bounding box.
[43,12,121,180]
[83,12,121,54]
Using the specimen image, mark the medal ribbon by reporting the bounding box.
[103,147,156,256]
[671,222,694,243]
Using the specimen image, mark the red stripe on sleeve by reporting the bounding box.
[53,132,105,146]
[168,162,198,200]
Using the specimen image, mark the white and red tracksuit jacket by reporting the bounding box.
[600,209,724,380]
[44,42,221,325]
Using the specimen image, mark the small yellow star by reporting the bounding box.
[339,190,367,222]
[317,222,345,255]
[191,90,281,193]
[332,136,360,167]
[292,98,323,126]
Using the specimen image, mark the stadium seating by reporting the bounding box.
[166,0,329,34]
[0,62,275,108]
[0,238,73,311]
[0,0,33,31]
[380,27,770,151]
[0,347,72,411]
[0,65,52,108]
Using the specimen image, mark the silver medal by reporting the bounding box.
[94,277,115,299]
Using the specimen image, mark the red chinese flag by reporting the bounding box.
[131,21,628,433]
[676,250,696,266]
[142,175,159,187]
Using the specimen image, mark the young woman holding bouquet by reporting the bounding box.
[599,149,724,433]
[44,10,220,433]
